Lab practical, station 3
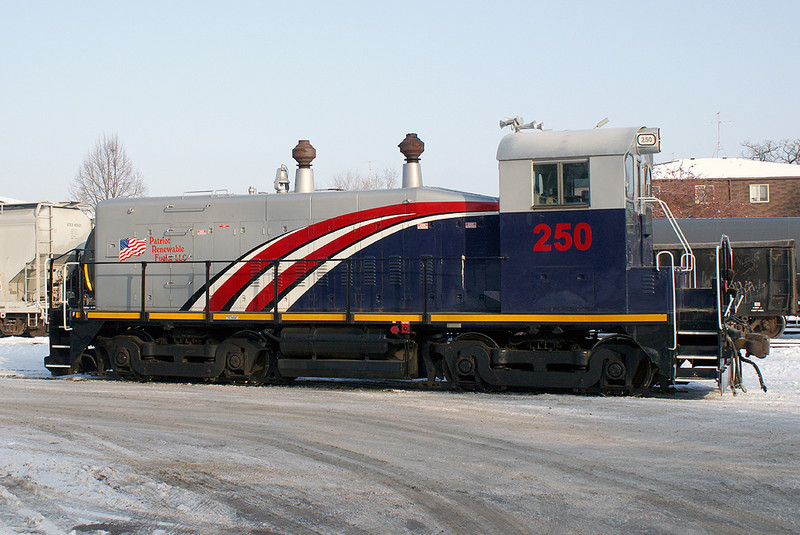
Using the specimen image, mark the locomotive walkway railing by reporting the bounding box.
[59,255,508,327]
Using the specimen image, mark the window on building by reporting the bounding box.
[533,160,590,207]
[695,184,715,204]
[749,184,769,203]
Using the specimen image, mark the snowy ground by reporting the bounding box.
[1,337,798,534]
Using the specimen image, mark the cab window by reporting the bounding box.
[533,160,589,207]
[563,161,589,205]
[625,154,635,200]
[533,163,559,205]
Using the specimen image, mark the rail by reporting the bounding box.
[715,235,736,330]
[655,250,678,350]
[54,262,81,331]
[60,255,508,324]
[639,196,696,287]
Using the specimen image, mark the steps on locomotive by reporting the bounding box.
[44,306,75,375]
[675,330,721,379]
[675,288,722,380]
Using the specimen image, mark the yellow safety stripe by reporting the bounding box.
[85,311,141,320]
[212,312,275,321]
[353,313,424,322]
[148,312,206,320]
[429,313,668,323]
[81,311,667,324]
[280,313,348,322]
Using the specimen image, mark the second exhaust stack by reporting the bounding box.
[399,133,424,188]
[292,140,316,193]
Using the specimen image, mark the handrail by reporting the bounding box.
[181,189,229,198]
[56,261,80,331]
[68,255,508,320]
[715,235,735,330]
[655,250,678,350]
[638,196,696,287]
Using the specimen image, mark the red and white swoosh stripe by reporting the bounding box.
[194,212,408,312]
[185,200,498,312]
[272,210,493,312]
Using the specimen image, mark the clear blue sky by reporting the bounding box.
[2,1,798,201]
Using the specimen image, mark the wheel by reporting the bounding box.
[452,332,499,348]
[26,325,48,337]
[589,336,651,395]
[108,335,143,381]
[216,331,270,384]
[76,350,105,375]
[0,316,26,337]
[749,316,785,339]
[440,334,496,391]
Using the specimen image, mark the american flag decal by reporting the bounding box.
[119,237,147,261]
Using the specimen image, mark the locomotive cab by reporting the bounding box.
[496,126,662,314]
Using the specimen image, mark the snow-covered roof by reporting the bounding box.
[654,158,800,180]
[0,196,24,204]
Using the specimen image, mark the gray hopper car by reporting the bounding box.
[0,202,92,336]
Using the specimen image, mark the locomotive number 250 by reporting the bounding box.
[533,222,592,252]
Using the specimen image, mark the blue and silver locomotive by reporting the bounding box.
[47,121,768,393]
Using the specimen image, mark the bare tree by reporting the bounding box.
[330,167,398,190]
[741,139,800,165]
[69,133,146,208]
[652,161,747,218]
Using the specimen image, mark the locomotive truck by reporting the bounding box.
[46,122,769,393]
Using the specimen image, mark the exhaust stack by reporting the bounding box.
[399,133,424,188]
[292,140,316,193]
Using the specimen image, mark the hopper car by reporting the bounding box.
[46,122,769,393]
[654,240,796,338]
[0,201,91,336]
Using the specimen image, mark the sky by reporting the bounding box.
[1,1,799,202]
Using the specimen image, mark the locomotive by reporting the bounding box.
[46,121,769,393]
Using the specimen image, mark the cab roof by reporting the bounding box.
[496,126,645,161]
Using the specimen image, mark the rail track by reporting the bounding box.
[768,337,800,348]
[783,316,800,336]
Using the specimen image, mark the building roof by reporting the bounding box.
[654,158,800,180]
[0,196,24,204]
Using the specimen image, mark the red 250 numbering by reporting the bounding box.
[533,222,592,252]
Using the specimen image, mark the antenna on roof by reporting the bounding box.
[712,111,733,158]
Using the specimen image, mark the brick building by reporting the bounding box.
[652,158,800,218]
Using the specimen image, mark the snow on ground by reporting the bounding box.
[0,337,52,379]
[1,336,798,534]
